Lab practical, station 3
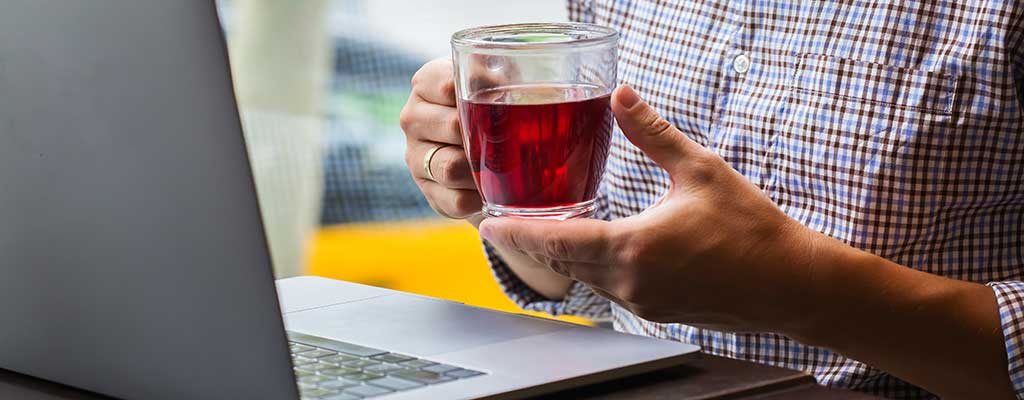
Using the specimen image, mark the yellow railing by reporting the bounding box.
[306,219,591,326]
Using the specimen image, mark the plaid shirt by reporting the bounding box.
[484,1,1024,398]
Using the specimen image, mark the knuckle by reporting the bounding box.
[546,259,570,277]
[411,58,448,90]
[450,155,471,183]
[451,191,481,216]
[437,153,462,184]
[503,229,523,251]
[446,113,463,138]
[634,103,669,132]
[543,237,573,259]
[647,116,676,140]
[617,236,647,268]
[398,106,415,132]
[439,78,456,100]
[410,65,426,87]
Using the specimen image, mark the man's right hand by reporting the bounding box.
[399,58,483,220]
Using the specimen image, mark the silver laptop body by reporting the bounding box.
[0,1,700,399]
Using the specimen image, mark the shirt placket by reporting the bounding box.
[706,0,763,188]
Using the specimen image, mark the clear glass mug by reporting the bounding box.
[451,23,618,219]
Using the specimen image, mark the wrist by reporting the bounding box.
[777,233,987,350]
[767,222,875,343]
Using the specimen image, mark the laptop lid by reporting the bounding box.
[0,1,297,399]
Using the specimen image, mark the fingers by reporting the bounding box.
[417,180,483,219]
[406,141,476,190]
[590,286,634,310]
[404,58,483,220]
[611,85,701,177]
[478,218,627,289]
[411,58,456,106]
[522,254,618,292]
[399,97,463,145]
[478,218,615,263]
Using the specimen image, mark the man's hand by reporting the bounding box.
[478,85,1015,398]
[478,85,818,333]
[400,58,482,219]
[400,58,574,299]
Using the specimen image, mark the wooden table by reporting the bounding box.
[538,353,877,399]
[0,353,877,399]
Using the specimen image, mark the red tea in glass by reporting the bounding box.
[452,23,618,219]
[459,83,612,217]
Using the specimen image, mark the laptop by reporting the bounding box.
[0,1,700,399]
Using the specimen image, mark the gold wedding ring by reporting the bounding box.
[422,143,449,182]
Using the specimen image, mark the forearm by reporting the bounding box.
[785,232,1013,399]
[468,215,573,300]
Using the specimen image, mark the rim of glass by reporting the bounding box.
[451,22,618,50]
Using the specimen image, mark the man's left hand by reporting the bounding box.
[479,85,825,334]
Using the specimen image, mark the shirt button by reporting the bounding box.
[733,54,751,74]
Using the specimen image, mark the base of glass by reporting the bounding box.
[483,200,596,220]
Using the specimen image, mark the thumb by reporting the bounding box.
[611,85,698,176]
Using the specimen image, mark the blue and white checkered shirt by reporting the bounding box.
[484,1,1024,398]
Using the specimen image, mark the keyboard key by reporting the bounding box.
[367,376,423,391]
[341,359,378,369]
[288,331,388,357]
[445,368,485,379]
[291,343,316,353]
[421,364,458,374]
[293,368,314,377]
[319,378,360,390]
[299,375,333,384]
[400,359,437,369]
[362,363,404,374]
[370,353,415,363]
[343,384,393,398]
[344,372,383,382]
[391,369,454,385]
[302,349,338,359]
[297,381,319,390]
[318,367,361,377]
[293,356,317,366]
[299,387,337,399]
[321,354,359,364]
[323,394,361,400]
[309,362,343,371]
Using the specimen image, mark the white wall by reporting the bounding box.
[329,0,568,59]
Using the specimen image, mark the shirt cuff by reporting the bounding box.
[987,281,1024,398]
[483,240,611,318]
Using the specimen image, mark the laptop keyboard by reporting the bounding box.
[287,331,485,399]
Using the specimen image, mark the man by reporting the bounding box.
[399,1,1023,398]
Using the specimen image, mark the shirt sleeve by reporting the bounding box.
[987,281,1024,398]
[483,240,611,318]
[481,183,613,318]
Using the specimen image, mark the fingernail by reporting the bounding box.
[618,85,641,109]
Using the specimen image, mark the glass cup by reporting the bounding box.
[451,23,618,219]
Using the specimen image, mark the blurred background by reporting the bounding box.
[215,0,586,324]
